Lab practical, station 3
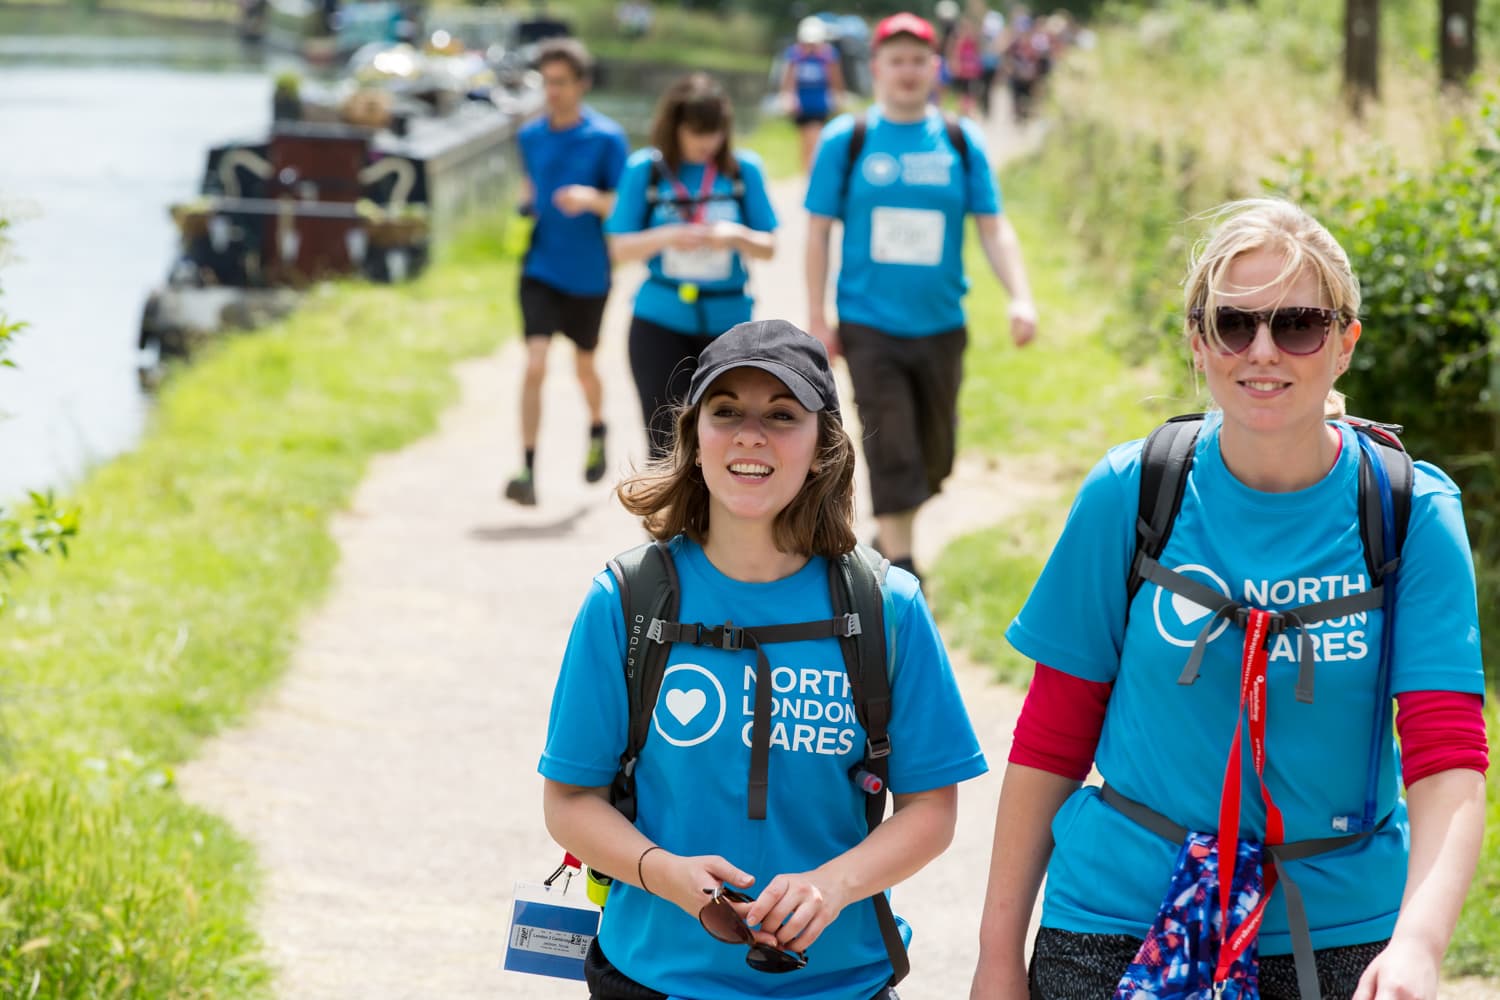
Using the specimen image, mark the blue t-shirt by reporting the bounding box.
[786,43,836,117]
[804,109,1000,337]
[518,107,629,297]
[605,149,778,337]
[1006,415,1485,954]
[540,536,988,999]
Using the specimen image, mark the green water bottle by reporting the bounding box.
[585,867,614,907]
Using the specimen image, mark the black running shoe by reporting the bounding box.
[584,436,606,483]
[504,469,537,506]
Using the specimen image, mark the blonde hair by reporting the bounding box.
[617,402,858,558]
[1184,198,1360,417]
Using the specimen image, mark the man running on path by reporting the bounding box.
[804,11,1038,582]
[505,37,629,506]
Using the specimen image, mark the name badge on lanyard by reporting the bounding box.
[657,160,734,292]
[504,879,599,982]
[870,206,945,266]
[662,247,733,283]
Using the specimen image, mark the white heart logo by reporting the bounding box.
[665,688,707,726]
[1172,592,1212,625]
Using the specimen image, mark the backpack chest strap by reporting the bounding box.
[1136,555,1386,704]
[649,615,861,650]
[648,615,865,821]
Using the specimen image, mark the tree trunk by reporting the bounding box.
[1440,0,1478,89]
[1344,0,1380,115]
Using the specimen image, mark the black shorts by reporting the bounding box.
[519,275,609,351]
[839,322,966,516]
[584,938,900,1000]
[1027,928,1388,1000]
[793,109,830,126]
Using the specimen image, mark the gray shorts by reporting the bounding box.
[839,322,967,516]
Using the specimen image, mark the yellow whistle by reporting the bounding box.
[678,282,699,304]
[585,867,613,907]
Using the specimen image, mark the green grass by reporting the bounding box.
[0,218,519,995]
[737,113,803,181]
[926,162,1170,685]
[1449,707,1500,976]
[560,0,774,74]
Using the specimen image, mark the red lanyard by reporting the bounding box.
[1214,608,1287,986]
[663,161,717,224]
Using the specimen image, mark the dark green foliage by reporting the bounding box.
[1278,99,1500,683]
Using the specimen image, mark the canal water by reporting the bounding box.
[0,13,269,501]
[0,11,656,502]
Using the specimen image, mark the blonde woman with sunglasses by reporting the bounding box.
[971,199,1487,1000]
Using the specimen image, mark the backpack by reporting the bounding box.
[640,151,748,231]
[1128,412,1412,825]
[605,538,910,984]
[1113,413,1414,1000]
[839,111,971,211]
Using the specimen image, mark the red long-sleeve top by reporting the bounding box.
[1009,663,1488,786]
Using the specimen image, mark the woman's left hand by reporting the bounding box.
[1351,937,1440,1000]
[742,869,850,952]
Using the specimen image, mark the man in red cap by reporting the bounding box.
[803,10,1037,584]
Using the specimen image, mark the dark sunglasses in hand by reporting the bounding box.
[1189,305,1344,356]
[699,886,808,973]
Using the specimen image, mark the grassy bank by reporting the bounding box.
[929,162,1168,684]
[0,220,519,994]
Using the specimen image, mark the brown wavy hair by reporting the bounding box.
[617,402,857,558]
[649,72,739,178]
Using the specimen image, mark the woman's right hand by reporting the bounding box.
[969,952,1029,1000]
[641,849,755,920]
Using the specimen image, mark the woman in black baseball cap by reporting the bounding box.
[539,319,988,999]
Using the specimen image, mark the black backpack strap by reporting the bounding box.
[831,546,910,986]
[606,538,679,823]
[640,151,664,231]
[838,113,868,212]
[1346,416,1413,583]
[942,112,971,179]
[1127,414,1204,604]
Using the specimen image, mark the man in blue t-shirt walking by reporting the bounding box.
[505,38,629,507]
[804,11,1038,581]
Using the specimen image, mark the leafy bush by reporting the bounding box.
[1280,99,1500,681]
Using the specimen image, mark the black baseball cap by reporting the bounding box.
[687,319,840,414]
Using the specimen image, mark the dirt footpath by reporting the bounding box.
[178,125,1498,998]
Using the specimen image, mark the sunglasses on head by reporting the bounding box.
[699,886,808,974]
[1189,305,1343,356]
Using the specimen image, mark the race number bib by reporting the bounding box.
[870,207,945,266]
[662,247,733,282]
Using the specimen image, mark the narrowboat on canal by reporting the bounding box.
[138,42,540,378]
